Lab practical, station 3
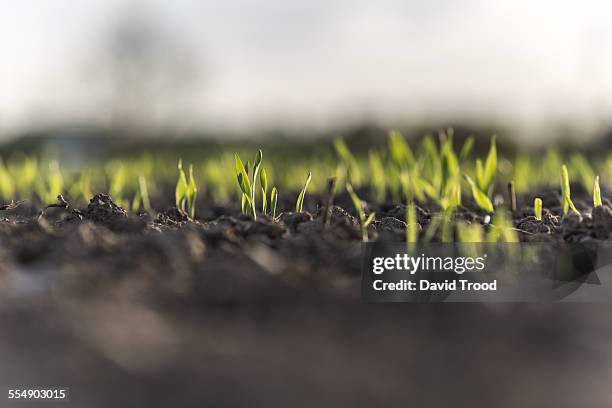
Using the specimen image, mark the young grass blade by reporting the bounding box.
[482,135,497,195]
[238,172,256,219]
[464,174,494,213]
[593,176,602,207]
[388,130,415,169]
[296,171,312,213]
[270,187,278,219]
[406,203,418,244]
[459,135,475,161]
[175,159,188,211]
[534,198,542,221]
[533,197,542,221]
[251,150,263,205]
[475,159,485,192]
[346,183,363,219]
[333,139,361,184]
[187,164,197,219]
[260,167,268,214]
[364,212,375,228]
[561,164,579,215]
[423,214,442,243]
[0,159,15,200]
[369,151,386,202]
[138,175,152,213]
[346,183,371,241]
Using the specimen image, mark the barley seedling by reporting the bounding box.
[109,163,126,206]
[459,135,475,161]
[346,183,375,242]
[270,187,278,219]
[388,130,415,170]
[456,222,484,243]
[570,154,595,193]
[561,164,579,215]
[140,175,152,212]
[593,176,602,207]
[295,171,312,213]
[235,153,256,219]
[176,159,197,218]
[42,161,64,204]
[475,135,497,197]
[534,198,543,221]
[487,210,518,243]
[333,139,361,185]
[464,174,494,213]
[260,168,268,214]
[369,150,386,202]
[400,172,418,244]
[0,159,15,200]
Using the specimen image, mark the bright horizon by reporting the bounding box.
[1,0,612,140]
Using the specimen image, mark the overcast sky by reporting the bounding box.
[1,0,612,138]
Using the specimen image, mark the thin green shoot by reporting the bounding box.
[295,171,312,213]
[369,151,386,202]
[187,165,197,218]
[475,135,497,196]
[176,159,188,211]
[487,210,518,243]
[260,167,268,214]
[459,135,475,161]
[138,175,152,213]
[388,130,415,169]
[593,176,602,207]
[270,187,278,219]
[346,183,375,242]
[534,198,542,221]
[464,174,494,213]
[0,159,15,200]
[235,153,256,219]
[561,164,579,215]
[400,171,418,244]
[333,139,361,185]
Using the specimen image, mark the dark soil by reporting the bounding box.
[1,190,611,407]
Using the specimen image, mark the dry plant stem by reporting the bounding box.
[508,182,517,212]
[324,177,337,226]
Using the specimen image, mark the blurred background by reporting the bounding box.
[1,0,612,145]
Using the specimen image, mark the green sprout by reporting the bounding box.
[346,183,375,242]
[487,210,518,243]
[388,130,415,169]
[260,168,268,214]
[295,171,312,213]
[41,160,64,204]
[139,175,152,213]
[0,159,15,200]
[108,163,126,206]
[475,135,497,196]
[235,151,263,220]
[369,150,386,202]
[593,176,602,207]
[270,187,278,219]
[456,221,484,243]
[333,139,361,185]
[561,164,579,215]
[69,169,93,203]
[459,135,475,161]
[464,174,494,213]
[399,172,419,245]
[534,198,543,221]
[176,160,197,218]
